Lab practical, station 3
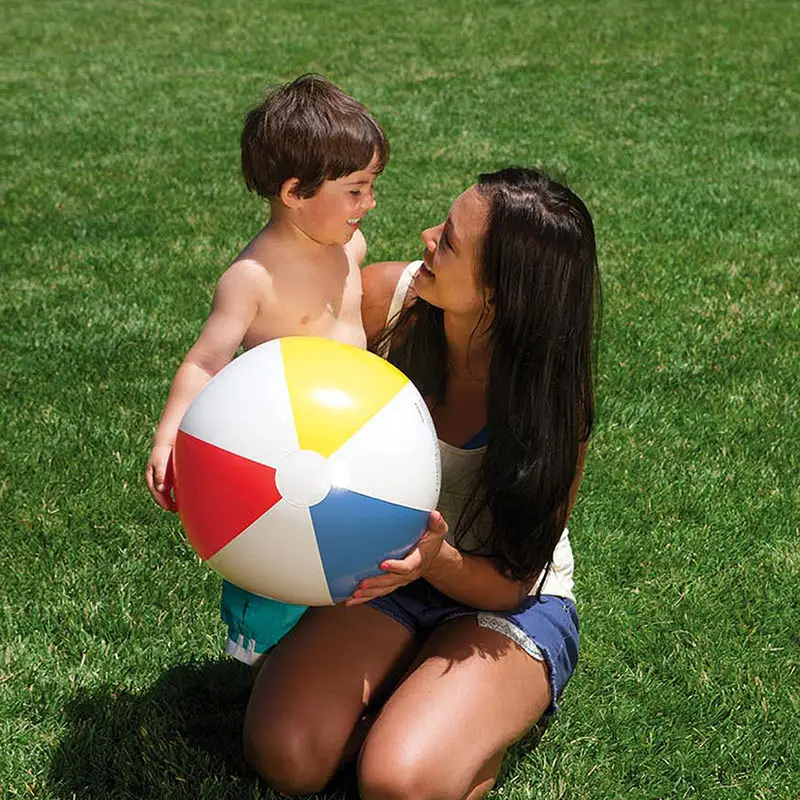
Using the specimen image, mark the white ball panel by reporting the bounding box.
[207,500,333,606]
[327,383,441,512]
[179,341,299,467]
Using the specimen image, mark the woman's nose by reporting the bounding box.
[421,223,443,251]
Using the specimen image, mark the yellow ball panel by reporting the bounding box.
[280,337,409,458]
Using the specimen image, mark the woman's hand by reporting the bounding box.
[145,443,177,511]
[345,511,449,605]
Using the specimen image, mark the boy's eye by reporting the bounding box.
[350,190,361,196]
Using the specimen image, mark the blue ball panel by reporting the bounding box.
[310,488,430,603]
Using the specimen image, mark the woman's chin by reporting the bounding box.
[413,268,432,292]
[412,279,440,308]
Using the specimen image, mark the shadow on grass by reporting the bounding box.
[46,658,357,800]
[47,654,547,799]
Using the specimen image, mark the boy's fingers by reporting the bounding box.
[151,490,170,511]
[164,452,175,486]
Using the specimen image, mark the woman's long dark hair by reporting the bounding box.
[373,167,601,582]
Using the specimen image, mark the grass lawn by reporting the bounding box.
[1,0,798,797]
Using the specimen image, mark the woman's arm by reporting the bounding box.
[360,261,415,344]
[425,543,532,611]
[427,440,588,610]
[350,441,589,611]
[429,439,588,609]
[348,522,530,612]
[565,439,589,525]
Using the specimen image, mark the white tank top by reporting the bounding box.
[384,261,576,602]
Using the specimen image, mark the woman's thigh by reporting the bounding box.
[358,616,551,800]
[244,602,417,790]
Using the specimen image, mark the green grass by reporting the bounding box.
[2,0,798,797]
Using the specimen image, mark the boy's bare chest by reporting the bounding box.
[244,261,365,348]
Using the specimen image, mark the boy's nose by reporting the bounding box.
[364,190,376,211]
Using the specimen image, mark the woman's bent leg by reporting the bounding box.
[243,602,416,795]
[357,616,552,800]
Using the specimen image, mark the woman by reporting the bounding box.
[243,167,601,799]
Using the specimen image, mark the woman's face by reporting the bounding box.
[414,186,490,317]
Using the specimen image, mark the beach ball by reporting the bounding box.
[172,337,441,605]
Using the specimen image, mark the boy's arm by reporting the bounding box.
[145,263,264,510]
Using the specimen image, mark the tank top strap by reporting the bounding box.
[377,261,421,357]
[386,260,422,327]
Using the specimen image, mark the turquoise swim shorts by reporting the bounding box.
[220,580,307,664]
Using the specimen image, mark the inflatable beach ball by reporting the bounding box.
[173,337,441,605]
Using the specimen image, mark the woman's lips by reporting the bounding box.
[418,260,434,278]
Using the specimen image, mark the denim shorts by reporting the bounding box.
[368,580,579,716]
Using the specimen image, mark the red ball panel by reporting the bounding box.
[173,430,282,560]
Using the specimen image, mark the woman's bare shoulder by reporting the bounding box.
[361,261,416,341]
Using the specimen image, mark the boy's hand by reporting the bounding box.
[146,444,177,511]
[345,511,449,605]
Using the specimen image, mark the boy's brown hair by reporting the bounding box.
[241,74,389,200]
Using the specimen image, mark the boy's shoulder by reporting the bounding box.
[220,228,280,285]
[218,252,273,292]
[344,229,367,268]
[213,237,277,311]
[229,225,361,276]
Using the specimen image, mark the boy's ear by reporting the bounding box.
[279,178,304,209]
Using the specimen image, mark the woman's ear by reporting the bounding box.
[279,178,303,209]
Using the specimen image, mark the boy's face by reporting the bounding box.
[293,152,380,246]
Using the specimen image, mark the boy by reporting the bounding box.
[145,74,389,663]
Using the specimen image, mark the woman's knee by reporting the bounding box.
[358,730,464,800]
[243,714,340,795]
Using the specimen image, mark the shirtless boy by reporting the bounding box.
[145,74,389,661]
